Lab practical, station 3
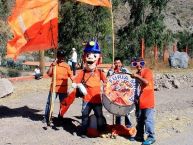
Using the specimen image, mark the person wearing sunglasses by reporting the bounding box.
[131,58,156,145]
[107,57,133,129]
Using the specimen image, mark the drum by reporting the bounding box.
[102,73,138,116]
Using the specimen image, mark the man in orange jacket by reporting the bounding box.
[131,57,156,145]
[44,49,74,126]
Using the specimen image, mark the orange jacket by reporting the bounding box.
[139,68,155,109]
[50,62,72,93]
[74,69,106,104]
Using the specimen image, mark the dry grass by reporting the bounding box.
[0,78,50,103]
[126,58,193,75]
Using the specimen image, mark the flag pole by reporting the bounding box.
[110,0,115,125]
[110,0,114,65]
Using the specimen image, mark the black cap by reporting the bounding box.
[57,50,65,58]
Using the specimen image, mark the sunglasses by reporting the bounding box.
[131,61,145,67]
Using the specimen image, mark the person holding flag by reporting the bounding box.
[43,49,74,126]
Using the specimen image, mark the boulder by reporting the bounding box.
[169,51,189,68]
[0,78,14,98]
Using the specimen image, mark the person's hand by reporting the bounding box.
[51,59,57,66]
[71,83,77,89]
[111,64,115,69]
[131,73,139,78]
[130,73,135,78]
[77,83,87,96]
[103,82,107,88]
[51,62,56,66]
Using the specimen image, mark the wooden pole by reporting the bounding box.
[163,45,169,63]
[110,0,115,125]
[39,50,45,75]
[185,45,188,54]
[141,38,145,58]
[154,44,158,63]
[48,65,56,125]
[173,43,177,52]
[110,0,115,64]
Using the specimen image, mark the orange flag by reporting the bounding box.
[77,0,112,8]
[7,0,58,59]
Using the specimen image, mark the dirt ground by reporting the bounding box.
[1,77,193,145]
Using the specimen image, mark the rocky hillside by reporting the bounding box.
[114,0,193,33]
[165,0,193,33]
[1,0,193,49]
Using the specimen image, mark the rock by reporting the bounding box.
[169,51,189,68]
[173,80,180,88]
[176,117,180,120]
[0,78,14,98]
[163,81,173,89]
[154,84,160,91]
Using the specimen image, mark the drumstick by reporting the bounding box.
[116,72,132,75]
[125,72,132,75]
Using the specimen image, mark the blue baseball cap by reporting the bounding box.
[84,41,101,54]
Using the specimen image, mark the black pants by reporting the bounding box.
[72,62,76,76]
[35,74,41,80]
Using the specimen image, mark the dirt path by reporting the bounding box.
[0,78,193,145]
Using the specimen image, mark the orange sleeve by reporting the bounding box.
[67,65,73,78]
[142,69,153,82]
[74,70,84,83]
[100,70,107,82]
[141,68,154,90]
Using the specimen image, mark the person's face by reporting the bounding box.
[57,56,65,62]
[84,52,100,71]
[114,60,122,69]
[131,60,145,71]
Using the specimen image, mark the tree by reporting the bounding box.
[59,1,112,63]
[176,31,193,57]
[0,0,14,57]
[117,0,171,61]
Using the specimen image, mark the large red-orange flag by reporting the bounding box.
[7,0,58,59]
[77,0,112,8]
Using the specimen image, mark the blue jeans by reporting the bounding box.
[136,107,155,139]
[81,101,105,133]
[44,92,67,122]
[115,114,132,128]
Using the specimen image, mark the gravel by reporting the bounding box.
[0,76,193,145]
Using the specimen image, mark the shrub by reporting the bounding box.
[7,69,20,77]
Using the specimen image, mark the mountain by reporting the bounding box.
[165,0,193,33]
[114,0,193,34]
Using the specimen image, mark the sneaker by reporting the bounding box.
[142,137,156,145]
[56,115,63,125]
[42,117,51,126]
[57,115,63,120]
[42,118,46,123]
[134,136,144,142]
[80,134,88,138]
[128,136,135,141]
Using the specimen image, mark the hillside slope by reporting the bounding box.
[114,0,193,33]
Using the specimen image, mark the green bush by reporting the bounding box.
[0,68,8,77]
[7,69,20,77]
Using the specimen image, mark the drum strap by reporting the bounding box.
[81,69,101,87]
[81,70,92,87]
